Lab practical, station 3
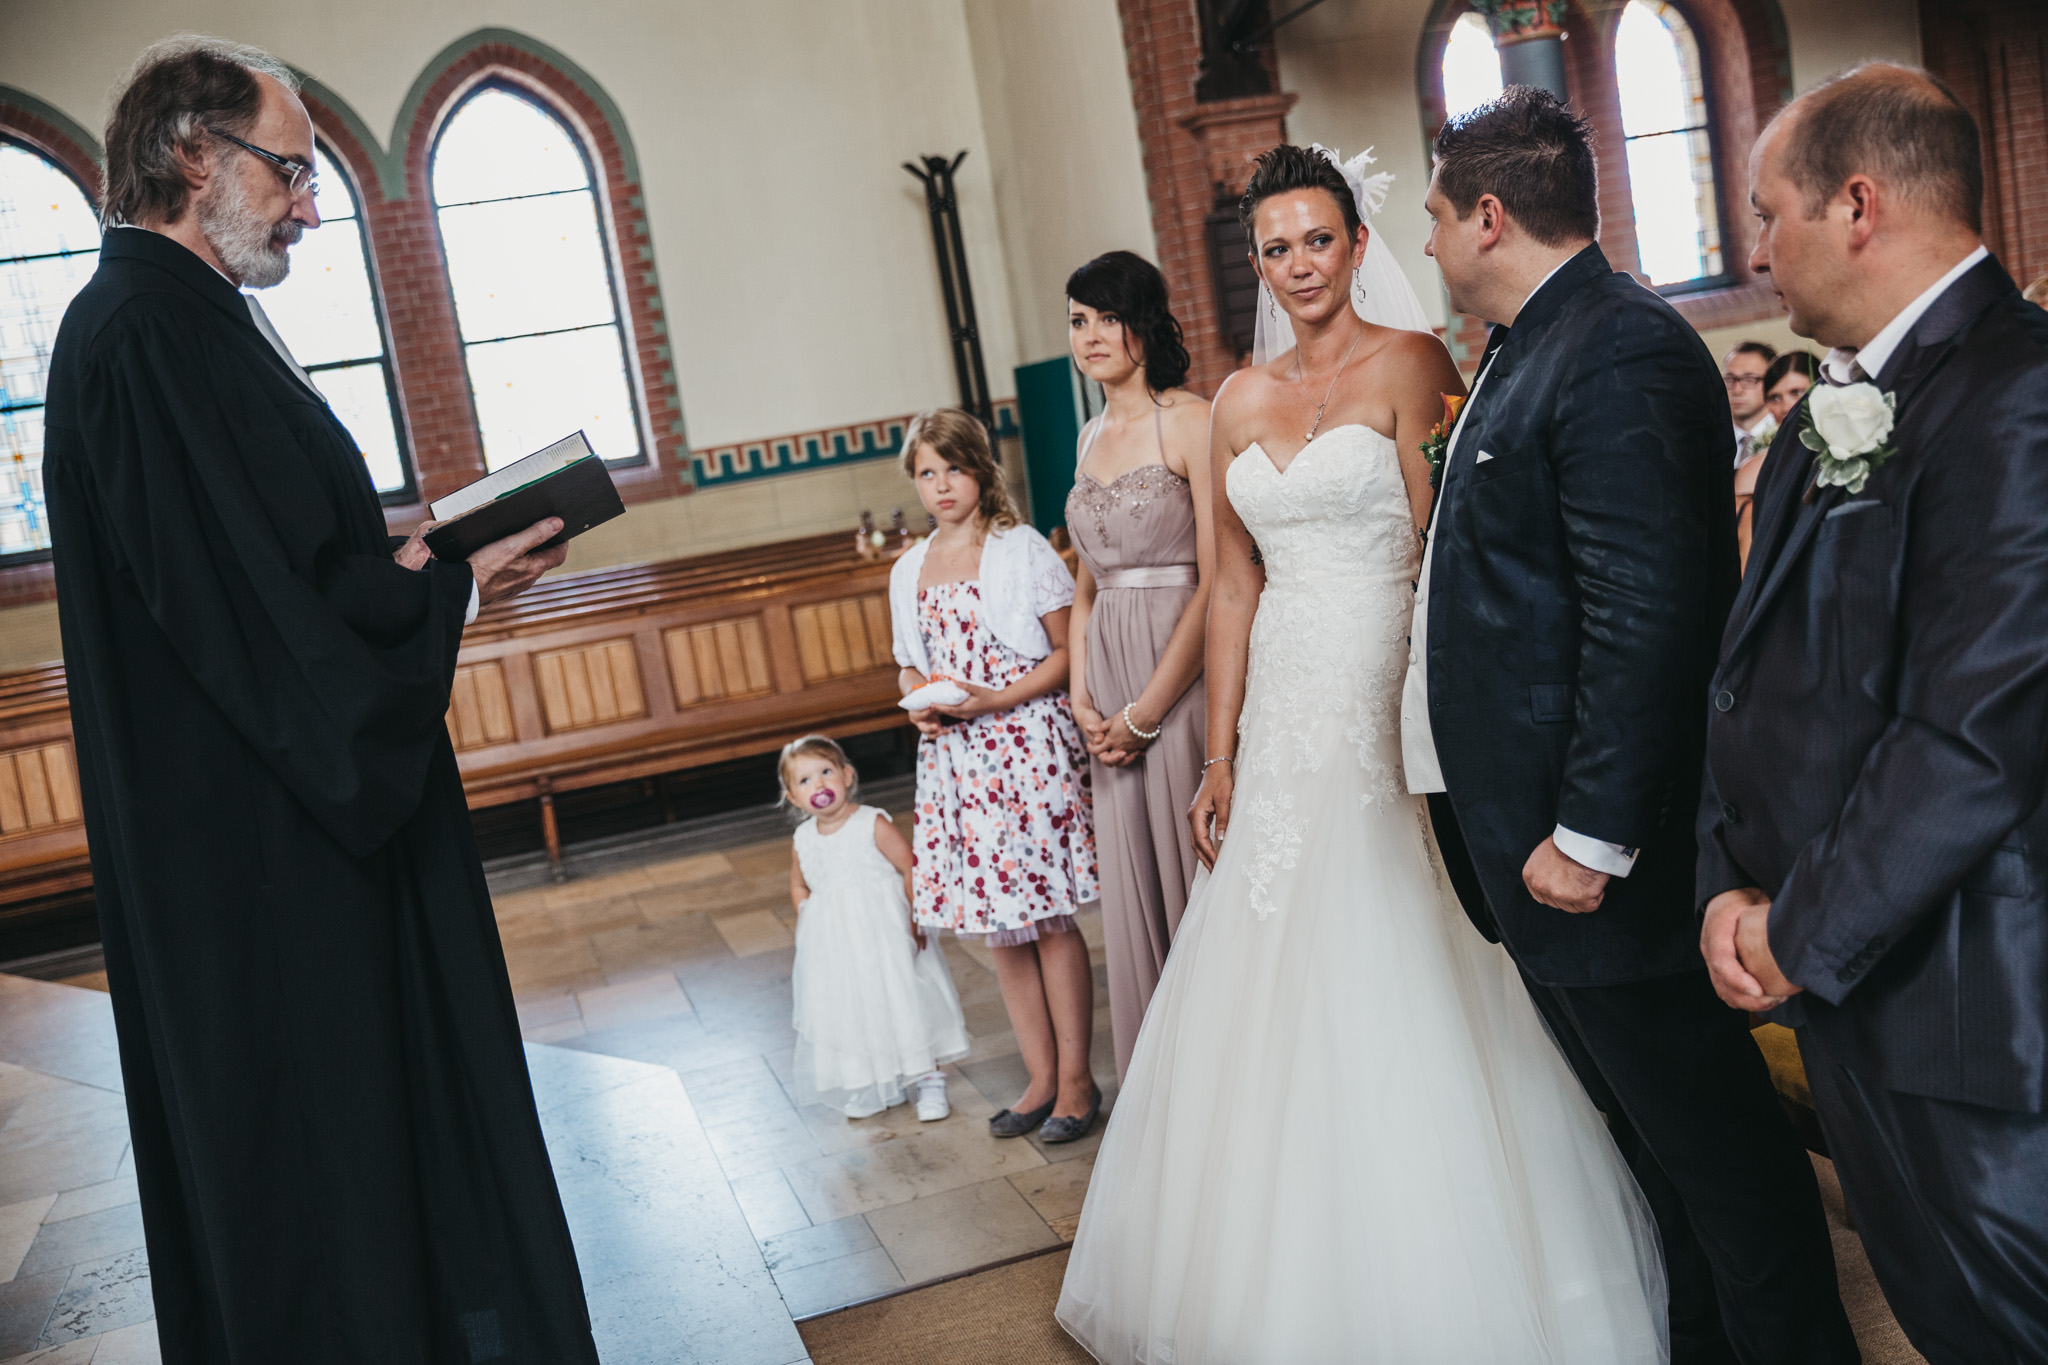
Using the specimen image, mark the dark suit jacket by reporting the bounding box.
[1427,244,1739,986]
[1698,255,2048,1114]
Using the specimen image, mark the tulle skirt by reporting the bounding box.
[791,875,971,1118]
[1055,776,1669,1363]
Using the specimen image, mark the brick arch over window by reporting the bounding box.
[300,32,689,518]
[1416,0,1793,338]
[0,88,101,206]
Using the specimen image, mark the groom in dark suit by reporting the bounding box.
[1401,89,1857,1363]
[1700,64,2048,1365]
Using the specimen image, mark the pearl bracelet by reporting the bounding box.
[1201,756,1233,771]
[1122,701,1163,741]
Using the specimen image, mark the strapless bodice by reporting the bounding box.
[1225,425,1418,588]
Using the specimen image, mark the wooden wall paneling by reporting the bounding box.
[662,614,775,711]
[0,741,83,837]
[761,601,807,694]
[534,637,648,733]
[446,661,517,752]
[790,593,893,684]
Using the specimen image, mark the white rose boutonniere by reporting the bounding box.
[1801,382,1897,496]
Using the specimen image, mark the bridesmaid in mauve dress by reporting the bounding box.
[1063,251,1214,1081]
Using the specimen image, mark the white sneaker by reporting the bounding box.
[915,1072,950,1122]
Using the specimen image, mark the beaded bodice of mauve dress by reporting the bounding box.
[1065,464,1196,581]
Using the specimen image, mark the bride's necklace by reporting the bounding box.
[1295,324,1367,443]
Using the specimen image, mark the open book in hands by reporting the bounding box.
[424,431,626,561]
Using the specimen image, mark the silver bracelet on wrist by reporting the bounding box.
[1201,755,1233,771]
[1122,701,1163,741]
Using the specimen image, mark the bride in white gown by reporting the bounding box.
[1055,146,1668,1364]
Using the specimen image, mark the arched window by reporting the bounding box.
[431,86,642,472]
[259,145,413,499]
[1442,12,1506,123]
[0,141,97,558]
[1615,0,1724,288]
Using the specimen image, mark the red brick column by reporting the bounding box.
[1114,1,1294,394]
[1924,0,2048,292]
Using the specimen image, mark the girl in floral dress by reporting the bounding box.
[888,408,1102,1145]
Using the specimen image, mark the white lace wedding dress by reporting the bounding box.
[1056,425,1669,1364]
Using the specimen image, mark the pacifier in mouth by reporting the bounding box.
[808,790,836,810]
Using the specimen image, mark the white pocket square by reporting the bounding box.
[1474,451,1495,464]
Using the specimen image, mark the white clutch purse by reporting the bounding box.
[899,677,970,712]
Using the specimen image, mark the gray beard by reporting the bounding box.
[196,167,302,289]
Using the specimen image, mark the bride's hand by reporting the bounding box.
[1189,762,1234,869]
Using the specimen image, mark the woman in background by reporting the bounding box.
[891,410,1102,1143]
[1063,251,1213,1082]
[1736,351,1819,570]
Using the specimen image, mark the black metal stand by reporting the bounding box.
[904,152,994,432]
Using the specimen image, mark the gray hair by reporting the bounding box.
[101,35,300,228]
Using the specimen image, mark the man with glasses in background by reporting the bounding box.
[42,35,595,1363]
[1724,339,1778,463]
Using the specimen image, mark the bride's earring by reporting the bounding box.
[1265,288,1277,321]
[1352,270,1366,305]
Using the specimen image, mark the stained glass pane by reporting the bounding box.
[1443,13,1505,122]
[0,406,50,555]
[431,89,590,207]
[1616,0,1721,287]
[1616,1,1699,137]
[438,191,617,342]
[311,361,407,494]
[0,144,98,557]
[0,145,99,260]
[0,253,98,411]
[464,327,639,470]
[260,215,383,366]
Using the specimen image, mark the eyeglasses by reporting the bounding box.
[205,127,318,197]
[1722,373,1765,390]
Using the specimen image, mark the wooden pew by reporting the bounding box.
[0,532,909,952]
[448,532,908,873]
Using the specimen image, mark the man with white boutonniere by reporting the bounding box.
[1699,61,2048,1364]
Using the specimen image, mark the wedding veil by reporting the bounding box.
[1250,145,1433,365]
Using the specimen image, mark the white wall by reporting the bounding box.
[0,0,1150,666]
[1275,0,1452,331]
[0,0,1025,448]
[963,0,1158,366]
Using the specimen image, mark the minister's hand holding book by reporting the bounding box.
[391,430,627,605]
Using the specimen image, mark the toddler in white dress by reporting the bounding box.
[781,736,970,1120]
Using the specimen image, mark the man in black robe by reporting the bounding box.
[43,37,599,1363]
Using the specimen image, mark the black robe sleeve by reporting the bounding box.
[69,298,472,857]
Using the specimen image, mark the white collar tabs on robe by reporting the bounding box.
[889,522,1075,675]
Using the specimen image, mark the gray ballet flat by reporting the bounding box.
[1038,1090,1101,1144]
[988,1097,1055,1138]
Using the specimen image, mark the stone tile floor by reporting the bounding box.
[0,788,1114,1357]
[0,789,1922,1362]
[493,787,1117,1319]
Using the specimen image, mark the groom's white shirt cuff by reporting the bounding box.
[1551,825,1638,877]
